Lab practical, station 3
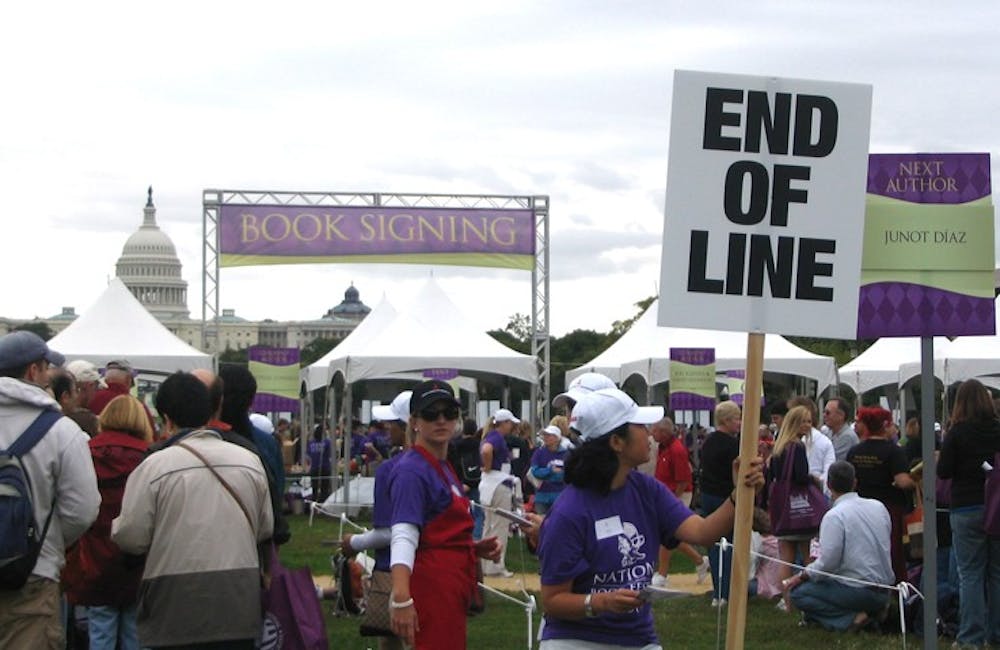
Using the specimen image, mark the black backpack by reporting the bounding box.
[0,409,61,590]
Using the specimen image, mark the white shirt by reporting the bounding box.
[805,492,895,587]
[804,426,835,487]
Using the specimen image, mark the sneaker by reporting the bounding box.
[486,569,514,578]
[696,556,710,584]
[775,599,789,613]
[711,598,727,607]
[651,573,669,588]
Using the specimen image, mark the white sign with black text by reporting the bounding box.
[658,70,872,339]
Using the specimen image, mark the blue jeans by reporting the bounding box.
[87,603,139,650]
[791,580,889,631]
[700,492,732,600]
[950,507,1000,645]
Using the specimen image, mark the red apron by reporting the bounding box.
[410,445,476,650]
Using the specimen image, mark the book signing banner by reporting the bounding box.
[669,348,716,410]
[218,205,536,270]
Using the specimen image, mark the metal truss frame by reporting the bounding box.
[202,189,551,425]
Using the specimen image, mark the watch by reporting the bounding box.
[584,593,597,618]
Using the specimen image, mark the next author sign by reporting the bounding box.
[658,70,872,339]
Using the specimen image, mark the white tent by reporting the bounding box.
[567,300,839,393]
[301,296,399,392]
[838,337,934,395]
[47,279,212,373]
[325,278,536,385]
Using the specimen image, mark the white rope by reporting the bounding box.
[716,538,923,649]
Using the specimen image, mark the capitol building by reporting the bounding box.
[1,189,370,353]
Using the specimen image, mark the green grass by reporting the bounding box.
[283,514,928,649]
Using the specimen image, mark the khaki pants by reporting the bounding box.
[0,576,63,650]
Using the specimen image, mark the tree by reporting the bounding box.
[609,296,656,341]
[218,346,248,364]
[300,336,339,367]
[487,312,532,354]
[14,321,55,341]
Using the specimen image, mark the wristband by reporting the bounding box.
[584,593,597,618]
[390,597,414,609]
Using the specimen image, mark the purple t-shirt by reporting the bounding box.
[530,446,567,500]
[538,472,694,646]
[372,453,405,571]
[388,449,464,531]
[481,429,510,470]
[307,439,331,473]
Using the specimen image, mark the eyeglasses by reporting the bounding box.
[418,406,461,421]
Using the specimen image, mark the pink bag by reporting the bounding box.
[259,545,329,650]
[768,446,827,537]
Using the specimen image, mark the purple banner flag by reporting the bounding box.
[218,205,536,269]
[669,348,716,410]
[423,368,459,380]
[248,346,300,413]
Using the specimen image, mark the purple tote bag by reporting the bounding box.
[259,545,329,650]
[768,444,827,537]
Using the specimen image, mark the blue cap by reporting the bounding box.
[0,331,66,371]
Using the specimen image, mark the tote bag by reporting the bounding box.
[768,446,827,537]
[985,452,1000,536]
[259,545,329,650]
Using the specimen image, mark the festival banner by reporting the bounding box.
[858,153,994,337]
[248,346,301,413]
[218,205,535,270]
[669,348,716,410]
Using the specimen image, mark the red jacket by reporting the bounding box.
[63,430,148,606]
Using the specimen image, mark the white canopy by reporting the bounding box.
[317,278,536,386]
[567,300,839,393]
[301,296,399,392]
[48,279,212,373]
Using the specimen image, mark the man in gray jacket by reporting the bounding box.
[113,372,273,649]
[0,331,100,649]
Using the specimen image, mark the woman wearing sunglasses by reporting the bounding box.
[537,388,765,650]
[388,381,502,649]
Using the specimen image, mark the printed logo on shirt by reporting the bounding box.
[616,521,647,568]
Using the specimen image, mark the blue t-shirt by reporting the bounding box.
[530,446,568,504]
[538,472,694,646]
[481,430,510,470]
[372,453,405,571]
[388,449,462,531]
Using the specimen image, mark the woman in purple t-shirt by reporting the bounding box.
[479,408,518,576]
[537,388,765,649]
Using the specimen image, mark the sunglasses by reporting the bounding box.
[418,405,461,421]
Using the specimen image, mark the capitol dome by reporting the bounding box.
[115,187,190,320]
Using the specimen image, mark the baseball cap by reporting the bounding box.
[409,380,460,415]
[106,359,135,373]
[372,390,412,422]
[66,359,103,385]
[553,372,616,409]
[493,408,520,424]
[0,331,65,370]
[569,387,663,441]
[249,413,275,434]
[541,425,562,437]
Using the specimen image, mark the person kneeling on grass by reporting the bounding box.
[785,460,894,632]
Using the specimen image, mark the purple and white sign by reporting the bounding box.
[668,348,716,410]
[219,205,536,270]
[248,346,300,413]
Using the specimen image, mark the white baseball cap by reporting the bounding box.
[494,408,520,424]
[249,413,274,435]
[372,390,412,422]
[541,425,562,437]
[569,387,663,441]
[553,372,616,409]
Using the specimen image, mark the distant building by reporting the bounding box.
[0,189,369,353]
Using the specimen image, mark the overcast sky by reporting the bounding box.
[3,1,998,337]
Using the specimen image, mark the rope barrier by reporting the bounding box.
[716,537,923,649]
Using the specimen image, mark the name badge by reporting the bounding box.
[595,515,624,540]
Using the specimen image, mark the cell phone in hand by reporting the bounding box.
[494,508,533,527]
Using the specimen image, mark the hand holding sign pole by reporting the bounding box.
[659,70,871,649]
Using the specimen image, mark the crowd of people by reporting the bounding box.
[6,323,1000,649]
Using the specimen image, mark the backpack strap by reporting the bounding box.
[6,409,63,550]
[6,410,62,458]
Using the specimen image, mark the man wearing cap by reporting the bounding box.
[90,360,156,435]
[64,359,102,437]
[0,331,100,649]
